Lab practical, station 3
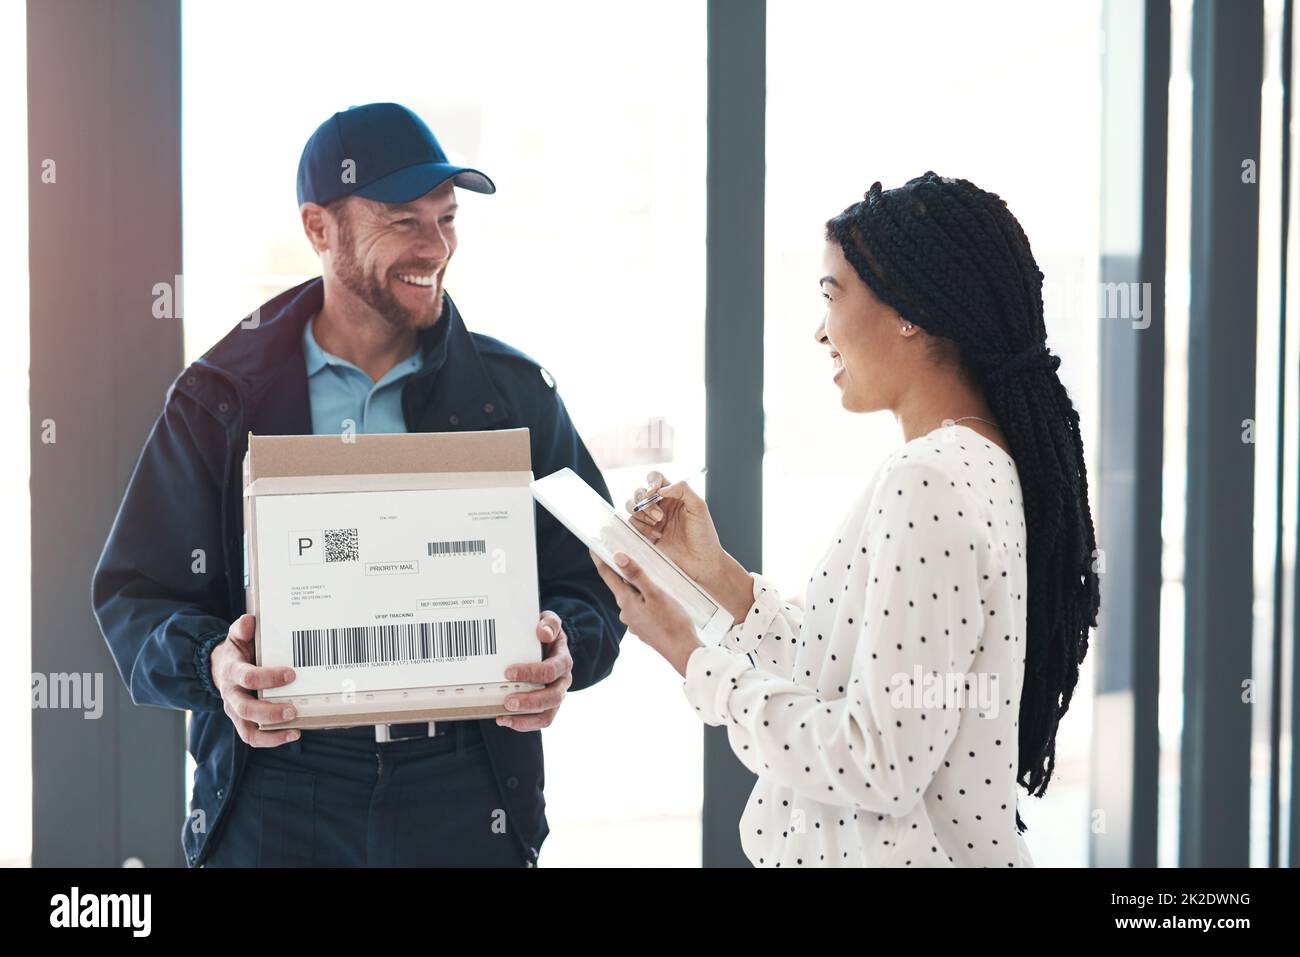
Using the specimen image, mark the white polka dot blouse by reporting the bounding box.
[682,424,1035,867]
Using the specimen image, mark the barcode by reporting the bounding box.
[427,539,487,557]
[291,619,498,667]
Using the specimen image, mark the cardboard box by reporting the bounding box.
[242,429,543,731]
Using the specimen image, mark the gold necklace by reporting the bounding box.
[950,415,999,429]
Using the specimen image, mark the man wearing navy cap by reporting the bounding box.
[92,103,626,867]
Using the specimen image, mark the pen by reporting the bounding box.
[631,467,708,513]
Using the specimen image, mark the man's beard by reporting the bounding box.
[332,234,444,331]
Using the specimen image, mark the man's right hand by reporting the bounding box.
[211,614,301,747]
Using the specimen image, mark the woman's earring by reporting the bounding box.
[901,322,914,334]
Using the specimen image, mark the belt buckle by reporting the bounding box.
[374,721,438,743]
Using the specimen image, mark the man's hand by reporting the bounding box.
[210,614,301,747]
[497,610,573,732]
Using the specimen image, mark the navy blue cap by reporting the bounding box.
[296,102,495,206]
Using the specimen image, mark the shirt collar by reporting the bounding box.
[302,315,331,377]
[187,278,511,433]
[303,314,429,384]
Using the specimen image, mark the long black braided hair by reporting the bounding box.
[826,172,1101,833]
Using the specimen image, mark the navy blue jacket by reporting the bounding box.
[91,277,625,866]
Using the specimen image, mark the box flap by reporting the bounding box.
[245,428,531,484]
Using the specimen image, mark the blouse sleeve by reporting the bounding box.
[715,572,802,677]
[680,459,986,817]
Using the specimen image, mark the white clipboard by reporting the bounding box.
[530,468,734,644]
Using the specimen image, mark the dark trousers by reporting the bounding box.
[203,720,528,867]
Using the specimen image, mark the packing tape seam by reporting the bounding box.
[244,470,534,497]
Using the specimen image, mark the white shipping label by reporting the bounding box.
[254,486,540,698]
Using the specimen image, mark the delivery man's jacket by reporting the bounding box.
[91,277,625,866]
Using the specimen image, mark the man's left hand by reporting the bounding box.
[498,611,573,732]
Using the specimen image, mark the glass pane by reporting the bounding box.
[766,0,1103,866]
[1159,0,1194,870]
[1251,0,1287,868]
[0,0,30,868]
[1161,0,1289,868]
[181,0,706,865]
[1280,0,1300,868]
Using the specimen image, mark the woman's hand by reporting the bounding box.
[589,548,703,677]
[627,471,727,584]
[625,471,756,623]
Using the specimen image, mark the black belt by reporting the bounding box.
[308,720,478,742]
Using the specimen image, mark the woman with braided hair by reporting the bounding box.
[588,171,1099,867]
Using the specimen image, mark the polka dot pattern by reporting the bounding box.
[682,425,1034,867]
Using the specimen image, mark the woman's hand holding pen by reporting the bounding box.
[625,471,755,625]
[589,470,760,676]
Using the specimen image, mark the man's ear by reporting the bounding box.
[300,202,330,255]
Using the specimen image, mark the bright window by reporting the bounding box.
[182,0,706,865]
[0,0,30,869]
[765,0,1104,866]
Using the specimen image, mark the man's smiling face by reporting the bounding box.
[326,179,459,331]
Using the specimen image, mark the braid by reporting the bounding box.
[827,172,1101,833]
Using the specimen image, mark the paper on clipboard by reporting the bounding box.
[530,468,734,643]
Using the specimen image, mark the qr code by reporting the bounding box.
[324,528,359,563]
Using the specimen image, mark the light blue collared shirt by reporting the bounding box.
[302,315,425,435]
